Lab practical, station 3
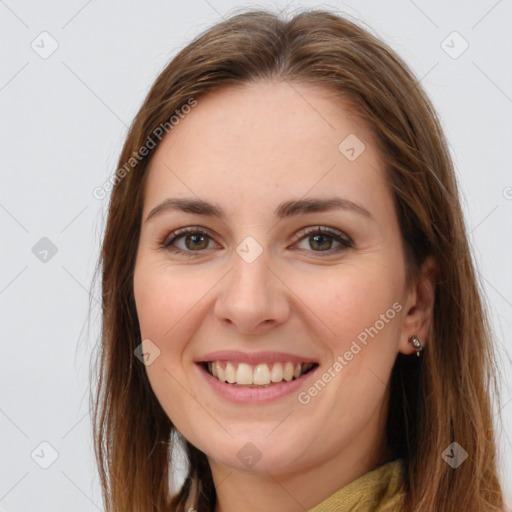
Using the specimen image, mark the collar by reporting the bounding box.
[308,459,406,512]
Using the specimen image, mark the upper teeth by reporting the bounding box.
[207,361,314,386]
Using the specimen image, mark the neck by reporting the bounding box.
[210,399,392,512]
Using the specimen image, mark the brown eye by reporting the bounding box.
[294,226,353,254]
[309,233,334,251]
[182,233,210,250]
[160,227,216,256]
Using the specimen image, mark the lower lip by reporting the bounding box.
[196,363,319,403]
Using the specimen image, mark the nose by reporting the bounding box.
[213,248,290,335]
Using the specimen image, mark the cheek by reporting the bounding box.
[133,262,209,433]
[294,265,401,350]
[133,261,207,344]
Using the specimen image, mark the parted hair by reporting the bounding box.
[91,8,506,512]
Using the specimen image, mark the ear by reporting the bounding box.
[398,255,437,355]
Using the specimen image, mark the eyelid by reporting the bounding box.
[158,226,217,250]
[158,224,354,256]
[291,225,353,246]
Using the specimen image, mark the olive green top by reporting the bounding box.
[308,459,406,512]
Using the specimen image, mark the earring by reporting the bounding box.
[408,335,423,357]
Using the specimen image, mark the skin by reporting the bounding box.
[133,80,436,512]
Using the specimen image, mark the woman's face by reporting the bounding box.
[133,81,429,483]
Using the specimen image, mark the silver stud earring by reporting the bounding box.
[408,335,423,357]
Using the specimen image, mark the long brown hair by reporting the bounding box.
[90,8,507,511]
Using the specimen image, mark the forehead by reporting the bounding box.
[142,80,390,219]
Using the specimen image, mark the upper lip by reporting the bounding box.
[196,350,319,365]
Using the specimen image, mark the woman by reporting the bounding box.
[91,8,507,512]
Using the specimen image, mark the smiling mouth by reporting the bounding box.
[201,361,318,388]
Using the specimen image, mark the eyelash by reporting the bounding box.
[157,226,354,257]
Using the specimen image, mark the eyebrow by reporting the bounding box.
[145,196,373,223]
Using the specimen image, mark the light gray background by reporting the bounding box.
[1,1,511,510]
